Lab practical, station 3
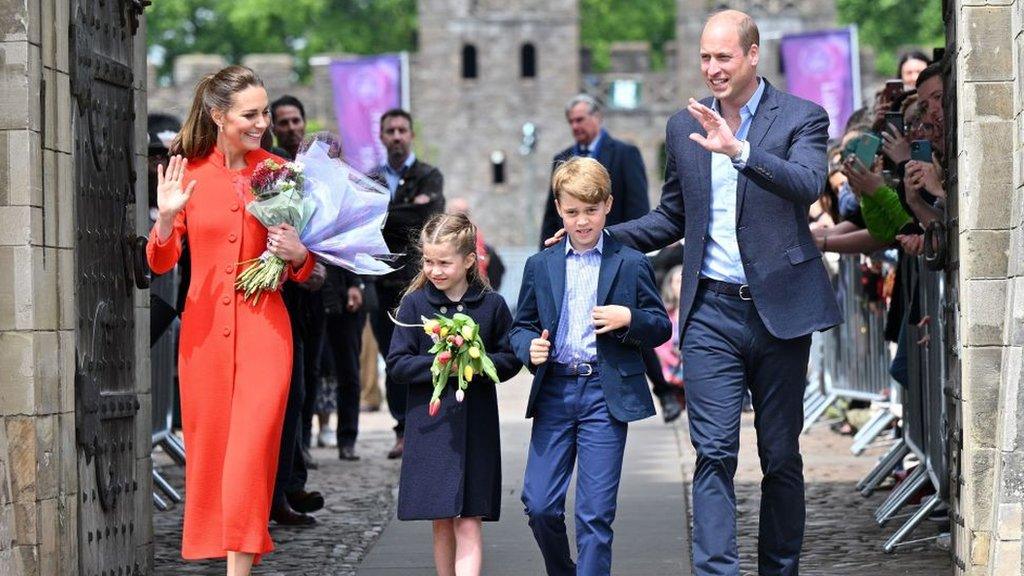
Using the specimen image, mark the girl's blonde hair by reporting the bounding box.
[171,65,264,159]
[402,213,490,301]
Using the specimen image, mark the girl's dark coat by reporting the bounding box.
[387,283,522,520]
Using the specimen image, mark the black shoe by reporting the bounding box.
[270,503,316,526]
[286,489,325,514]
[301,445,318,470]
[339,445,361,461]
[659,393,683,423]
[387,436,404,459]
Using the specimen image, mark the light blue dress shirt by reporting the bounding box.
[382,152,417,197]
[701,78,766,285]
[554,234,603,365]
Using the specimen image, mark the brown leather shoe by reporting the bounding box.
[286,489,325,513]
[386,436,404,459]
[270,502,316,526]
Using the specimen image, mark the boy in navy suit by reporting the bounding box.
[511,157,672,576]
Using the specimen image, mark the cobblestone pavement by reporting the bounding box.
[152,408,402,576]
[152,396,952,575]
[682,413,952,576]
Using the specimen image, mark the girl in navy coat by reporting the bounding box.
[387,213,522,576]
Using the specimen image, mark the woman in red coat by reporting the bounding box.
[147,65,315,576]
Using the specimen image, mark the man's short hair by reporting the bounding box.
[380,108,414,130]
[707,10,760,54]
[915,62,944,90]
[552,157,611,204]
[270,95,305,121]
[565,94,601,116]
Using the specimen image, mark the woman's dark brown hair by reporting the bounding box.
[171,65,264,159]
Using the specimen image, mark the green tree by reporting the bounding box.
[837,0,945,76]
[146,0,417,81]
[579,0,676,72]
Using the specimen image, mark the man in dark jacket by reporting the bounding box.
[368,108,445,459]
[539,94,650,246]
[267,95,326,526]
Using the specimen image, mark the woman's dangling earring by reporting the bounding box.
[219,124,224,133]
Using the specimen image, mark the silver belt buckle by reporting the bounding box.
[738,284,752,301]
[575,362,594,377]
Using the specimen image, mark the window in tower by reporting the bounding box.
[521,43,537,78]
[462,44,478,79]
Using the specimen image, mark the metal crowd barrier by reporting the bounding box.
[877,257,949,552]
[816,254,950,552]
[150,267,185,510]
[804,255,893,434]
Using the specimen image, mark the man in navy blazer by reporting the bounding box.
[604,10,842,576]
[539,95,650,248]
[513,158,671,575]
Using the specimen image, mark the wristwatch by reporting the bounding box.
[730,140,749,164]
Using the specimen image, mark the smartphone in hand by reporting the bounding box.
[884,111,904,136]
[883,80,904,103]
[910,140,933,163]
[844,133,882,168]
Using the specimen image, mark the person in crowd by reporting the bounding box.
[369,108,446,459]
[897,51,931,91]
[541,94,682,422]
[360,316,383,411]
[147,65,317,575]
[816,61,949,445]
[515,157,671,576]
[654,265,685,409]
[267,95,327,527]
[447,197,490,277]
[545,11,842,575]
[447,196,508,289]
[388,213,522,576]
[539,94,651,246]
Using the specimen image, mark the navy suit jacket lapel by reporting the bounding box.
[597,234,623,306]
[736,82,780,222]
[546,240,568,334]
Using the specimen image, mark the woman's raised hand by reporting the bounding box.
[157,155,196,219]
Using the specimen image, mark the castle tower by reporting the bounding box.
[412,0,581,246]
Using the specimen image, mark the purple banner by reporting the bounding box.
[780,28,859,140]
[329,54,404,173]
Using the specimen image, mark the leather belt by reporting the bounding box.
[699,278,753,301]
[550,362,597,377]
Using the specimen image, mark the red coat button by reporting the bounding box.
[225,264,234,274]
[228,233,237,243]
[222,296,231,305]
[230,203,240,212]
[222,327,231,337]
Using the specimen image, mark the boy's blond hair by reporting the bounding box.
[552,156,612,204]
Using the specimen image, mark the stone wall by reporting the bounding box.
[953,0,1024,574]
[0,0,78,573]
[0,2,152,574]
